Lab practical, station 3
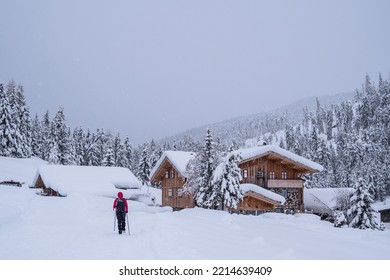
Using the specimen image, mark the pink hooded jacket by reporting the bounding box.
[113,192,128,212]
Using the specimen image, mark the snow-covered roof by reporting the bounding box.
[241,183,285,205]
[373,198,390,212]
[304,188,354,213]
[34,165,142,196]
[0,156,47,185]
[150,151,196,179]
[237,145,324,172]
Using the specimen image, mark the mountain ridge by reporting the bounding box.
[161,91,355,145]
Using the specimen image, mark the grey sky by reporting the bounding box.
[1,0,389,145]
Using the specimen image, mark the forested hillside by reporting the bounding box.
[162,92,354,146]
[255,74,390,201]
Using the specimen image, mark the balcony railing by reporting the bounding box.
[267,179,303,189]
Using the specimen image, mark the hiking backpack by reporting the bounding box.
[116,198,125,212]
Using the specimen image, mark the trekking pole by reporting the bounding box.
[126,213,130,235]
[114,211,116,231]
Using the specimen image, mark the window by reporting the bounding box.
[281,172,287,179]
[257,171,264,178]
[269,171,275,179]
[170,170,175,179]
[165,171,169,179]
[168,188,173,197]
[281,189,287,198]
[243,169,248,179]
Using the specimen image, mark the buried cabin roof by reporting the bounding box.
[34,165,142,196]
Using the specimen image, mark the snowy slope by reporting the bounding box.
[1,157,390,260]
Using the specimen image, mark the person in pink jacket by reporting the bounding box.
[113,192,128,234]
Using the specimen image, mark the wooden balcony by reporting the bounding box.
[267,179,303,189]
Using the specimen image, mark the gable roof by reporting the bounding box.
[237,145,324,172]
[241,183,285,205]
[150,151,196,180]
[34,165,142,196]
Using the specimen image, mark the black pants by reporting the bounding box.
[116,211,126,231]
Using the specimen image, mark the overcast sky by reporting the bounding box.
[1,0,389,145]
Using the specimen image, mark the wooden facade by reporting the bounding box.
[238,152,316,212]
[151,158,194,210]
[236,191,280,213]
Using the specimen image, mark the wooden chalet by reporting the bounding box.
[149,151,196,210]
[151,145,323,213]
[237,145,324,212]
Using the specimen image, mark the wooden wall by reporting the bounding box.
[153,158,194,209]
[34,175,45,188]
[236,196,274,212]
[162,187,195,209]
[238,155,306,186]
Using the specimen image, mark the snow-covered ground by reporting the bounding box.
[1,157,390,260]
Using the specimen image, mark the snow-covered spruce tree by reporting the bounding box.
[315,97,325,135]
[40,111,52,161]
[16,84,32,157]
[116,134,130,168]
[347,177,380,230]
[149,139,163,171]
[31,114,42,157]
[91,129,107,166]
[102,133,115,167]
[51,107,75,165]
[182,153,202,195]
[82,129,101,166]
[137,143,150,185]
[72,127,84,165]
[6,80,24,157]
[333,211,347,228]
[209,146,243,210]
[111,133,126,167]
[123,137,135,172]
[195,128,219,208]
[325,108,334,140]
[0,83,18,157]
[47,139,59,164]
[103,148,115,167]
